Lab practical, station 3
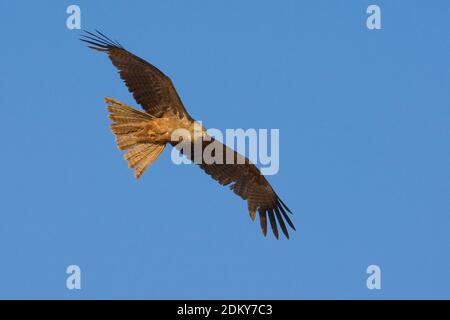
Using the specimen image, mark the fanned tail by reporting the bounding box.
[105,97,165,178]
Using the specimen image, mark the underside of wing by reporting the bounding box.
[174,138,295,239]
[81,30,192,120]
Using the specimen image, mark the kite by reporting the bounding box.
[81,31,295,239]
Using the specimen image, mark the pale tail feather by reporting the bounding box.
[125,143,165,179]
[106,97,165,178]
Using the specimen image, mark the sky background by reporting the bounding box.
[0,0,449,299]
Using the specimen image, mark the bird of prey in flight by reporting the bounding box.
[81,31,295,239]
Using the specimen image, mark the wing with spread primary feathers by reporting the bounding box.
[81,30,192,120]
[175,138,295,239]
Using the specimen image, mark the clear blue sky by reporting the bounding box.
[0,1,449,299]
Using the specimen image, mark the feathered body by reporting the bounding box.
[82,31,295,239]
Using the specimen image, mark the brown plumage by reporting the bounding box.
[82,31,295,239]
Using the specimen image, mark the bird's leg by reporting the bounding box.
[139,118,172,144]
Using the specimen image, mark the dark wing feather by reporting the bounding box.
[174,138,295,239]
[81,30,192,119]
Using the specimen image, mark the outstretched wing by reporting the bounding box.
[81,30,192,120]
[175,138,295,239]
